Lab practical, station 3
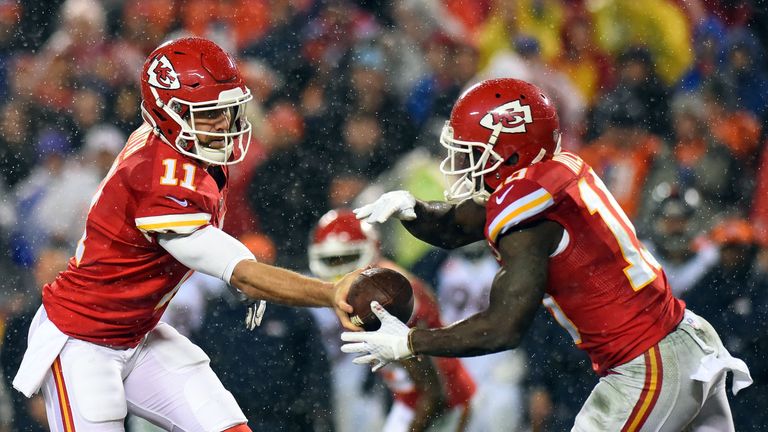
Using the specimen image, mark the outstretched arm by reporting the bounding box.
[159,226,361,330]
[355,190,486,249]
[341,220,563,367]
[401,198,487,249]
[409,220,559,356]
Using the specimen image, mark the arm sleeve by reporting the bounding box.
[158,226,255,284]
[485,178,554,245]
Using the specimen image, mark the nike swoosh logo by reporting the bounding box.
[165,196,189,207]
[495,185,514,204]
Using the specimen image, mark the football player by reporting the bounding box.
[309,209,476,432]
[12,37,360,432]
[343,78,753,431]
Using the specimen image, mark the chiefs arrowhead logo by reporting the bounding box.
[480,100,532,133]
[146,55,180,90]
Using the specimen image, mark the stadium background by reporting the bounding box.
[0,0,766,430]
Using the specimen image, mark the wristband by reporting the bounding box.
[407,328,417,355]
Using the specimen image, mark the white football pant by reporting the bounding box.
[38,319,247,431]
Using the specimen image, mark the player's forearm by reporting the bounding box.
[403,358,446,432]
[410,266,545,357]
[409,310,521,357]
[230,260,334,307]
[410,397,444,432]
[402,199,485,249]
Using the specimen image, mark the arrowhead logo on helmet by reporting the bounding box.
[480,100,532,133]
[146,55,180,90]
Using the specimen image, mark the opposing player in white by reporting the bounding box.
[436,245,526,432]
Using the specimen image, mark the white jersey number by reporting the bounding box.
[577,170,661,291]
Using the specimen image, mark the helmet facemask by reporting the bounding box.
[439,121,504,203]
[145,86,253,166]
[308,239,378,281]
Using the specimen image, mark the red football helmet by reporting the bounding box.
[140,37,252,165]
[440,78,561,202]
[308,209,379,281]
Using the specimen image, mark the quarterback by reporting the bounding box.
[13,37,359,432]
[344,78,752,431]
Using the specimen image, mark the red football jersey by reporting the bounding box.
[378,262,476,409]
[43,124,228,347]
[484,151,685,375]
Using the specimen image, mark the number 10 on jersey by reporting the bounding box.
[578,169,661,291]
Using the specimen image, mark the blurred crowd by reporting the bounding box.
[1,0,768,431]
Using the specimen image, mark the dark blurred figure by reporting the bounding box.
[0,1,22,102]
[714,29,768,121]
[406,33,475,131]
[188,234,333,431]
[243,0,313,94]
[642,185,718,297]
[588,46,671,140]
[108,83,143,136]
[0,102,36,189]
[1,241,70,432]
[247,101,329,268]
[666,94,743,218]
[683,218,768,432]
[335,113,395,180]
[579,105,665,221]
[337,42,417,150]
[523,310,596,432]
[194,300,334,431]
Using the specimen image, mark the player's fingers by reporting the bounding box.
[338,299,354,314]
[352,354,377,366]
[337,308,362,331]
[353,204,373,220]
[372,360,388,372]
[400,208,417,220]
[370,301,392,321]
[340,342,368,353]
[253,301,266,327]
[341,331,368,342]
[245,307,254,330]
[335,269,364,313]
[367,205,393,224]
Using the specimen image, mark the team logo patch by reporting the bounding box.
[146,55,180,90]
[480,100,532,133]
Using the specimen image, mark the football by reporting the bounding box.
[347,267,414,331]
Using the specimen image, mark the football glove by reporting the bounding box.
[341,301,414,371]
[354,190,417,224]
[245,300,267,331]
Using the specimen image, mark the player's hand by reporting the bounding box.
[354,190,417,224]
[332,268,365,331]
[245,300,267,330]
[340,301,414,371]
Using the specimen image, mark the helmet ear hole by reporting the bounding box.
[504,153,520,166]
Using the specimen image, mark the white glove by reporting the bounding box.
[245,300,267,330]
[340,301,414,371]
[353,190,417,224]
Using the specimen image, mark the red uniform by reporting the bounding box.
[378,264,476,409]
[43,124,228,347]
[484,151,685,375]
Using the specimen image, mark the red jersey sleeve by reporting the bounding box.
[485,153,583,246]
[130,149,224,235]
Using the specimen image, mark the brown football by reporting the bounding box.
[347,267,414,331]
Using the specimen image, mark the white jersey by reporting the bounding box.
[436,252,525,432]
[437,254,524,383]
